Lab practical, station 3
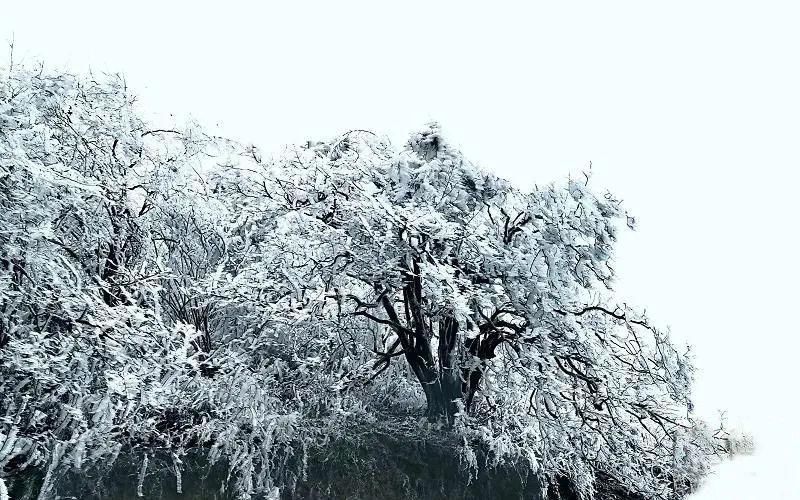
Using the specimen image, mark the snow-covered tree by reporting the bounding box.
[0,65,721,499]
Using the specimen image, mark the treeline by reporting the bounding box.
[0,66,726,499]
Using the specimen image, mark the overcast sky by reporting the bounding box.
[3,1,799,495]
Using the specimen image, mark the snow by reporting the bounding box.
[0,67,717,498]
[690,446,800,500]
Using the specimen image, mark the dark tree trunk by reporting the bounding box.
[437,316,461,424]
[379,264,465,424]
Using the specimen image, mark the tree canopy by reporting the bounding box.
[0,66,722,499]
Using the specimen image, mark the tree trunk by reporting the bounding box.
[384,258,465,424]
[411,317,462,424]
[437,316,461,424]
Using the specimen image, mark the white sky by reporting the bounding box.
[3,1,799,496]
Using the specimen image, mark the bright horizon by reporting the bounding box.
[3,2,799,496]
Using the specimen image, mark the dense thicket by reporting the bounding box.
[0,66,724,499]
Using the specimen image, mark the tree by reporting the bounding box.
[0,65,721,500]
[209,125,718,498]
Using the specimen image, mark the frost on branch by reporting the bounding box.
[0,66,722,499]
